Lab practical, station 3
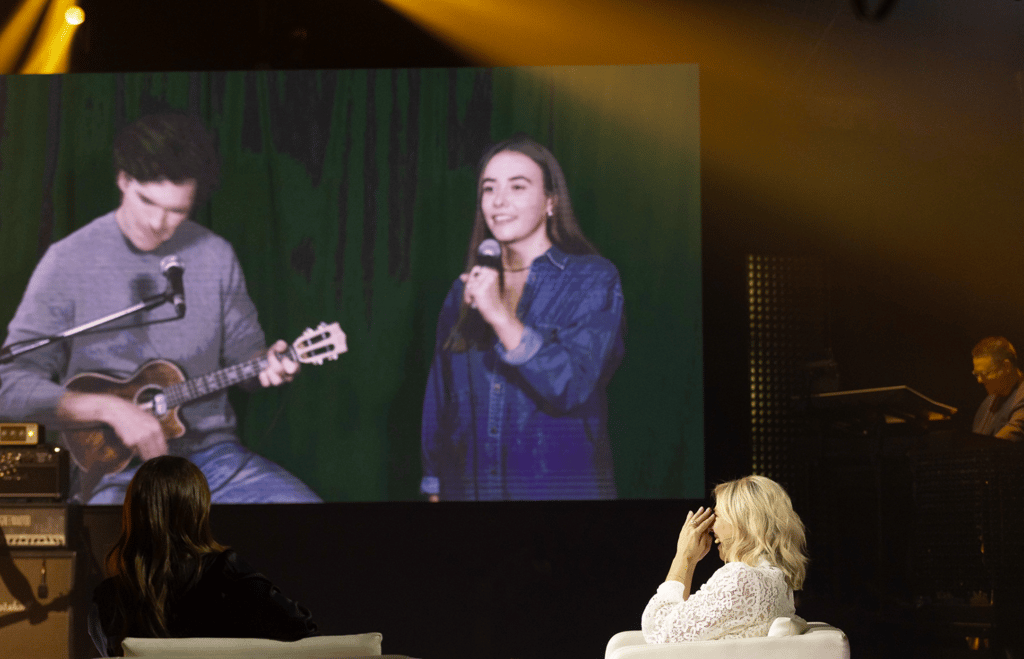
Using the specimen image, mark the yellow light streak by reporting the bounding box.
[377,0,1013,284]
[0,0,52,73]
[377,0,727,66]
[19,0,80,73]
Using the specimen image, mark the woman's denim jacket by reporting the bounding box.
[421,245,625,500]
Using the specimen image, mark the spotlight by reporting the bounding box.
[64,6,84,26]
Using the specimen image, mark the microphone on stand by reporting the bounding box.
[160,255,186,318]
[0,255,189,366]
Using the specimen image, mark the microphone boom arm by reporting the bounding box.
[0,291,176,364]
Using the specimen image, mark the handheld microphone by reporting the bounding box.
[476,238,502,271]
[468,239,503,311]
[160,255,186,317]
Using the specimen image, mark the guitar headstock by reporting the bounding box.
[292,322,348,366]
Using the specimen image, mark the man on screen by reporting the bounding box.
[971,336,1024,442]
[0,113,321,504]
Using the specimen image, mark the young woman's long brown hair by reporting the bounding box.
[445,135,599,352]
[104,456,226,641]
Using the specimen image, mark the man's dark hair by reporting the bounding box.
[113,113,220,204]
[972,336,1018,368]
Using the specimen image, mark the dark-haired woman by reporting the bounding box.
[88,456,317,656]
[420,136,625,501]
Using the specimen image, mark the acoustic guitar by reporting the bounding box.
[61,322,346,494]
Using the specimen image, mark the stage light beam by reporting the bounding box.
[0,0,52,73]
[19,0,82,73]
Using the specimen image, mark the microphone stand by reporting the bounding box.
[0,291,182,365]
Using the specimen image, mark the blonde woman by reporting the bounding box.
[642,475,808,642]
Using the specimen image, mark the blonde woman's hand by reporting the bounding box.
[676,506,716,563]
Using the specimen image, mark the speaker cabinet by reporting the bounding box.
[0,550,74,659]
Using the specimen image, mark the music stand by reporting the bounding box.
[809,385,957,434]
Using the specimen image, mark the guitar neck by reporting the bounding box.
[161,348,292,408]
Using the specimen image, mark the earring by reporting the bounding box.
[547,209,553,218]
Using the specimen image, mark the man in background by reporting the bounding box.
[971,336,1024,442]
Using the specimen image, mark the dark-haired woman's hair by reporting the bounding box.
[104,456,226,645]
[445,135,598,352]
[112,113,220,204]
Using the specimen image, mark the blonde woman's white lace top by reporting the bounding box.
[641,558,795,643]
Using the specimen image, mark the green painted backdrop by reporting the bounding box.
[0,66,702,500]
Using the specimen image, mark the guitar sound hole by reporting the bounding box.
[135,386,164,414]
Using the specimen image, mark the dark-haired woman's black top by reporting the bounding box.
[89,550,317,657]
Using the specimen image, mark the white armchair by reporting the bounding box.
[605,618,850,659]
[118,632,393,658]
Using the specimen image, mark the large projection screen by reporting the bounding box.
[0,65,701,501]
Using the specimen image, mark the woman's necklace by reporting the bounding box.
[504,264,530,273]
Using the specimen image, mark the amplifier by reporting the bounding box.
[0,444,69,500]
[0,503,67,547]
[0,422,41,446]
[0,549,75,659]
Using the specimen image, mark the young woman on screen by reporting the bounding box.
[642,475,809,642]
[88,456,317,656]
[420,135,625,501]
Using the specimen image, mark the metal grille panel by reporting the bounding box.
[910,448,1024,597]
[747,254,830,502]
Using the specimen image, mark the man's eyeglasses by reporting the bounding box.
[973,365,1005,381]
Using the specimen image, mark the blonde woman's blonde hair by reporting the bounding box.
[713,475,808,590]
